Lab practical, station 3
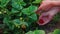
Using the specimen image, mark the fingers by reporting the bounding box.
[38,12,53,25]
[39,1,57,11]
[37,7,60,25]
[39,3,53,11]
[36,1,54,14]
[36,0,60,25]
[36,0,60,14]
[40,1,60,11]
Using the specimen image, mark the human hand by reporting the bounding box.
[37,0,60,25]
[37,7,60,25]
[36,0,60,14]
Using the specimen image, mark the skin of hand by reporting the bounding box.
[36,0,60,14]
[38,7,60,25]
[36,0,60,25]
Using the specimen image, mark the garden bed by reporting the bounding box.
[0,0,60,34]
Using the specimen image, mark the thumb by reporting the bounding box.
[37,7,60,25]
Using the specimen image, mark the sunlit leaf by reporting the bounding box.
[22,5,38,15]
[26,30,45,34]
[33,30,45,34]
[26,31,33,34]
[33,0,42,4]
[53,29,60,34]
[29,13,37,21]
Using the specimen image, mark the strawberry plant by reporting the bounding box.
[53,29,60,34]
[0,0,60,34]
[26,30,45,34]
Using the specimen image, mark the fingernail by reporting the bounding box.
[39,19,44,24]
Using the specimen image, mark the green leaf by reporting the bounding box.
[26,31,33,34]
[12,19,28,27]
[17,12,22,16]
[3,17,14,30]
[28,6,38,12]
[26,30,45,34]
[11,8,20,13]
[0,0,10,7]
[29,13,37,21]
[12,0,26,10]
[12,19,20,25]
[33,30,45,34]
[53,29,60,34]
[22,5,38,15]
[3,17,10,24]
[8,23,15,30]
[33,0,42,4]
[19,21,28,27]
[22,8,30,15]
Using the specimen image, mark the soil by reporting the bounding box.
[45,21,60,34]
